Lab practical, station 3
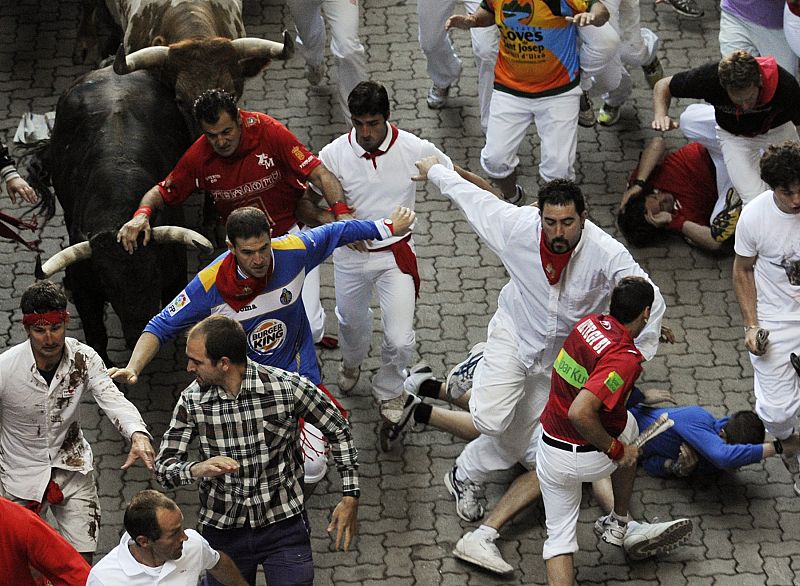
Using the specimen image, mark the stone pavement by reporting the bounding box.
[1,0,799,584]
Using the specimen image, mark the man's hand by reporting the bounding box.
[744,326,768,356]
[327,496,358,551]
[616,442,639,467]
[671,443,699,476]
[117,214,152,254]
[446,14,475,30]
[567,12,598,26]
[389,206,416,236]
[652,115,678,132]
[645,209,672,228]
[413,155,442,181]
[191,456,240,479]
[640,387,675,405]
[659,324,676,344]
[6,177,37,204]
[121,432,156,475]
[108,366,139,385]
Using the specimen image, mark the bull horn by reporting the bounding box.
[152,226,213,253]
[232,31,294,61]
[114,44,169,75]
[39,242,92,278]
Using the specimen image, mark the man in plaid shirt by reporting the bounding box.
[155,315,358,585]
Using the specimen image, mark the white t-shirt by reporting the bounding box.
[735,189,800,321]
[87,529,220,585]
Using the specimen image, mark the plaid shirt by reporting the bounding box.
[155,360,359,529]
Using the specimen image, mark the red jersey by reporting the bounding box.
[0,497,90,585]
[158,110,322,236]
[540,314,643,444]
[630,142,717,233]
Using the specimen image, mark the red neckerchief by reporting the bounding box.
[214,253,269,311]
[349,123,400,169]
[755,56,778,106]
[539,232,574,285]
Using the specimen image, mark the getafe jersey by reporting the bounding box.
[145,220,386,384]
[481,0,591,97]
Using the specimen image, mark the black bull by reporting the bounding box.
[34,67,197,365]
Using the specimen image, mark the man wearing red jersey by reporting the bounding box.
[536,277,691,586]
[118,88,348,344]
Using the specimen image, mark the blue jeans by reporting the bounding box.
[201,512,314,586]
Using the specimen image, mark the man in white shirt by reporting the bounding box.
[313,81,455,444]
[0,281,155,563]
[410,156,665,523]
[733,141,800,492]
[88,490,247,585]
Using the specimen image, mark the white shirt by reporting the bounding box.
[0,338,150,501]
[428,164,665,367]
[734,189,800,322]
[87,529,220,585]
[317,122,453,249]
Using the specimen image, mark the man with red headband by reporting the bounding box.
[0,281,155,563]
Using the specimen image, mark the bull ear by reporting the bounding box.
[152,35,166,46]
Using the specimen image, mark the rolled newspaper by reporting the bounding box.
[632,412,674,448]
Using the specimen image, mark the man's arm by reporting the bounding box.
[652,76,677,131]
[732,254,764,355]
[295,187,335,227]
[116,185,166,254]
[207,551,249,586]
[108,331,162,384]
[155,394,202,488]
[453,165,502,197]
[307,164,352,219]
[568,389,639,467]
[682,221,723,252]
[569,0,609,27]
[619,136,666,212]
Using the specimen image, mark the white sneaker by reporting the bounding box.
[594,513,627,547]
[427,84,451,109]
[306,62,325,86]
[444,465,485,522]
[403,361,437,395]
[623,518,692,560]
[337,364,360,394]
[453,530,513,575]
[445,342,486,401]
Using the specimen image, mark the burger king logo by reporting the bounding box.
[248,319,287,354]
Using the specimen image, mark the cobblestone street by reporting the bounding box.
[2,0,799,583]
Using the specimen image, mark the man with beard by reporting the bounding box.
[409,157,665,527]
[155,316,360,585]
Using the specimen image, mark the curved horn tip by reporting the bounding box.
[34,254,46,280]
[113,43,129,75]
[191,239,214,254]
[281,30,295,60]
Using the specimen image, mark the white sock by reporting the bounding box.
[474,525,499,540]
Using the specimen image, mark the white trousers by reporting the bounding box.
[785,3,800,59]
[678,104,736,219]
[752,319,800,440]
[537,413,638,560]
[717,121,799,205]
[286,0,368,118]
[456,313,550,481]
[720,9,798,77]
[480,86,581,182]
[333,246,416,401]
[416,0,499,131]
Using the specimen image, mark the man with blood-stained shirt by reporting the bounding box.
[117,88,350,344]
[0,281,155,564]
[536,277,691,585]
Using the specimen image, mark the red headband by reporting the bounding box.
[22,310,69,327]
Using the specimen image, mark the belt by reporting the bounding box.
[542,433,598,453]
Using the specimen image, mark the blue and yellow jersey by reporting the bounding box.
[481,0,591,98]
[145,220,384,385]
